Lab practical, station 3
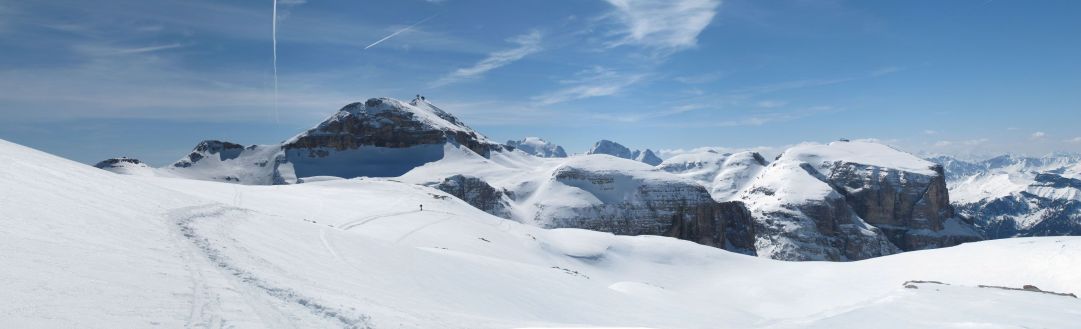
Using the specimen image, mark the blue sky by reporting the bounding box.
[1,0,1079,165]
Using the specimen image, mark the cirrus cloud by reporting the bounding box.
[601,0,721,53]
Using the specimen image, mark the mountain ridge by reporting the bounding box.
[95,96,982,261]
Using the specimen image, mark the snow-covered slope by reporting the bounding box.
[4,139,1080,328]
[738,141,981,261]
[588,139,662,166]
[506,137,567,158]
[659,150,768,201]
[930,154,1081,238]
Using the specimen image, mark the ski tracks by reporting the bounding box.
[337,209,421,231]
[169,204,371,329]
[169,206,230,329]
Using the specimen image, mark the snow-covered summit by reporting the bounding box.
[284,97,498,152]
[780,140,940,176]
[506,137,567,158]
[634,149,663,166]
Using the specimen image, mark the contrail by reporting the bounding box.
[272,0,279,123]
[364,14,439,50]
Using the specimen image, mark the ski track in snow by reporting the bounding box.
[338,209,422,231]
[319,228,344,263]
[393,214,454,244]
[170,204,372,329]
[170,209,226,329]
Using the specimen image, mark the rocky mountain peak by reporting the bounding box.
[635,149,663,166]
[283,97,502,158]
[94,157,147,169]
[173,140,247,168]
[587,139,661,166]
[588,140,634,159]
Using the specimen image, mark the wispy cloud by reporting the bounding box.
[432,30,543,87]
[706,106,840,127]
[1066,137,1081,144]
[1031,131,1047,140]
[601,0,721,53]
[532,66,647,105]
[589,103,704,123]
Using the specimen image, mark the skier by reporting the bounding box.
[419,204,423,211]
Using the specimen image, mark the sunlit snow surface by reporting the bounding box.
[2,138,1080,328]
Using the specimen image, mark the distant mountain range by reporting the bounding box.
[929,154,1081,238]
[95,96,1081,261]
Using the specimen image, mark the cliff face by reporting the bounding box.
[824,162,979,251]
[433,175,514,219]
[425,155,758,256]
[667,200,757,255]
[741,142,982,261]
[742,161,902,261]
[543,165,755,254]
